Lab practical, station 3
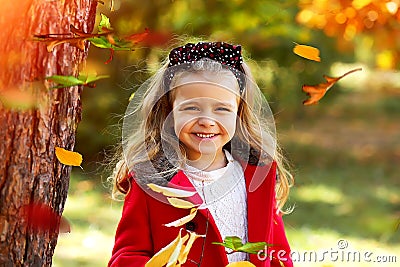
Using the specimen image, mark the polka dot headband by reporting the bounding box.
[166,42,246,94]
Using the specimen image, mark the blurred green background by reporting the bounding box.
[53,0,400,266]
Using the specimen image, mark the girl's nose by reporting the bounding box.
[197,116,216,127]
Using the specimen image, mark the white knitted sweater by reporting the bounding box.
[183,150,249,262]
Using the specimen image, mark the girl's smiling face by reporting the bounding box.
[172,74,239,163]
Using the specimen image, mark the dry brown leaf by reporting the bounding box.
[164,208,198,228]
[147,183,196,198]
[55,147,83,167]
[302,68,362,105]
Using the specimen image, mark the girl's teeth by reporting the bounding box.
[196,133,215,138]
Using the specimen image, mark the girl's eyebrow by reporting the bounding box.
[179,100,201,106]
[216,102,236,108]
[179,99,236,108]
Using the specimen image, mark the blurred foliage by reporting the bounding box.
[75,0,399,171]
[58,1,400,266]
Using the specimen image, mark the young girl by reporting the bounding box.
[108,41,294,267]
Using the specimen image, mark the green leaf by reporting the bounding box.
[99,13,112,32]
[238,241,268,254]
[89,36,112,49]
[89,36,133,51]
[78,74,110,84]
[213,236,243,251]
[46,75,84,88]
[213,236,269,255]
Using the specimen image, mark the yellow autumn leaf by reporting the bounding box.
[167,197,197,209]
[178,231,204,264]
[164,208,198,228]
[226,261,256,267]
[55,147,83,167]
[145,229,188,267]
[166,233,189,267]
[293,43,321,62]
[148,183,196,198]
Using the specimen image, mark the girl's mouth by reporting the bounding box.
[194,133,218,139]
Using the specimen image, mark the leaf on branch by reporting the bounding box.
[164,208,198,228]
[302,67,362,105]
[55,147,83,167]
[147,183,196,198]
[167,197,197,209]
[46,73,109,88]
[226,262,257,267]
[213,236,269,255]
[293,43,321,62]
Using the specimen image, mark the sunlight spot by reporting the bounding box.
[294,185,344,204]
[376,50,395,70]
[386,1,399,14]
[352,0,372,10]
[335,13,347,24]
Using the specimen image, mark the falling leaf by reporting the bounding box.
[148,183,196,198]
[128,92,135,101]
[166,233,189,267]
[124,28,173,47]
[55,147,83,167]
[145,229,188,267]
[125,28,150,44]
[167,197,197,209]
[226,262,256,267]
[59,216,71,233]
[178,232,204,264]
[21,203,71,233]
[293,43,321,62]
[164,208,198,228]
[302,67,362,105]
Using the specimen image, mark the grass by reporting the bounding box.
[53,91,400,266]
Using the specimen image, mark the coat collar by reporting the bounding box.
[167,159,277,244]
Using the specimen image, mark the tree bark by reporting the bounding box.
[0,0,97,266]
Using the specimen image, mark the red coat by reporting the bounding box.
[108,160,293,267]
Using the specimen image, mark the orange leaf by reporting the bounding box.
[302,68,362,105]
[124,28,173,47]
[125,28,150,44]
[55,147,83,167]
[293,43,321,62]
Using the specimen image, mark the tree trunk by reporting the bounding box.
[0,0,97,266]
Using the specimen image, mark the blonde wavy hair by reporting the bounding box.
[110,56,293,211]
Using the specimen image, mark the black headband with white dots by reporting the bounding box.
[166,42,246,94]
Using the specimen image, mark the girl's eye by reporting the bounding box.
[216,107,231,112]
[183,106,199,111]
